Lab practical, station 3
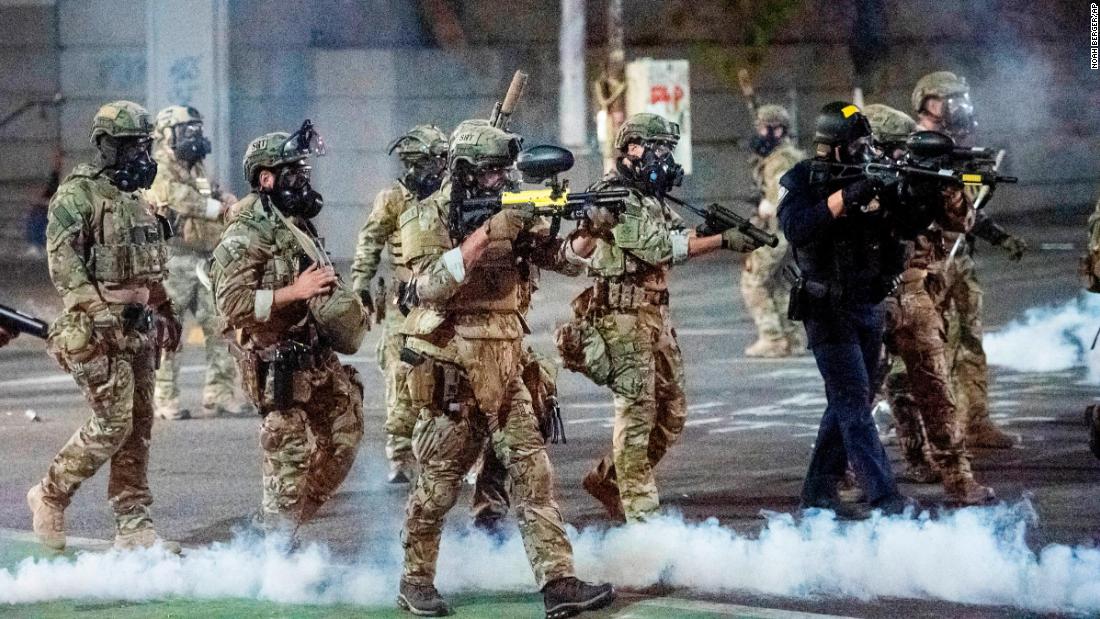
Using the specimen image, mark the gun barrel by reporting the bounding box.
[0,304,48,339]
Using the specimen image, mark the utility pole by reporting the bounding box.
[595,0,626,172]
[559,0,586,150]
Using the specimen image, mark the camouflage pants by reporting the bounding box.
[257,353,365,518]
[377,307,416,472]
[884,283,972,483]
[589,305,687,522]
[41,331,157,534]
[470,347,557,528]
[402,336,574,588]
[740,227,799,345]
[154,252,237,411]
[943,254,991,431]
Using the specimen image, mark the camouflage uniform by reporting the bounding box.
[145,106,239,419]
[868,103,993,503]
[211,132,364,525]
[351,180,418,477]
[741,105,805,357]
[351,125,447,482]
[912,71,1025,448]
[470,255,561,530]
[34,101,178,543]
[398,122,582,591]
[558,114,757,522]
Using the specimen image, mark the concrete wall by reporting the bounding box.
[3,0,1095,259]
[0,1,59,246]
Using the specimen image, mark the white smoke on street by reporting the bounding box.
[3,502,1100,613]
[985,293,1100,382]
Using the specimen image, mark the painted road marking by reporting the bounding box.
[613,597,856,618]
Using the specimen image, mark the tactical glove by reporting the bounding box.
[999,235,1028,261]
[485,207,536,242]
[721,228,761,253]
[582,205,619,236]
[841,177,885,214]
[155,302,183,352]
[358,288,375,319]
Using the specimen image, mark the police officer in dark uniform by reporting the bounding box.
[778,102,916,517]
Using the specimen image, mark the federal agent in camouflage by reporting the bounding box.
[558,112,761,522]
[210,127,364,529]
[29,100,182,552]
[741,104,805,357]
[913,71,1025,449]
[146,105,246,420]
[395,119,613,617]
[869,104,995,505]
[350,124,447,483]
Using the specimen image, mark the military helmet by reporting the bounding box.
[614,113,680,150]
[755,104,791,129]
[911,71,969,114]
[242,131,308,185]
[813,101,872,146]
[154,105,201,136]
[448,119,521,170]
[388,124,448,160]
[89,100,153,145]
[864,104,916,145]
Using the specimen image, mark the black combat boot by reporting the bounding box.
[397,579,452,617]
[542,576,615,619]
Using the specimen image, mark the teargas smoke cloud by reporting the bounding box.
[985,293,1100,381]
[3,503,1100,613]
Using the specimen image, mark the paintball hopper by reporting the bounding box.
[517,145,575,183]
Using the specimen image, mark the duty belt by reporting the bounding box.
[591,280,669,311]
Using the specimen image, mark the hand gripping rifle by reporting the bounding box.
[664,194,779,249]
[451,145,629,239]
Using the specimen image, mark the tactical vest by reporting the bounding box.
[149,148,224,253]
[54,165,169,287]
[400,193,522,313]
[789,160,901,304]
[585,178,674,285]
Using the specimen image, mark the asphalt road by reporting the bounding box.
[0,221,1094,618]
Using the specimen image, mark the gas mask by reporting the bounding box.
[941,95,976,141]
[632,141,683,195]
[97,135,158,191]
[750,125,785,157]
[172,122,211,164]
[269,162,324,219]
[840,134,879,165]
[401,155,446,199]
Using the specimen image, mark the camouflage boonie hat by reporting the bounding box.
[864,104,916,144]
[388,124,448,160]
[242,131,308,185]
[755,104,791,128]
[911,71,970,114]
[448,119,521,170]
[614,113,679,150]
[89,100,153,144]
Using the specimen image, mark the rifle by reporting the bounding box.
[450,145,629,239]
[825,131,1018,191]
[490,70,528,131]
[664,194,779,249]
[0,304,48,339]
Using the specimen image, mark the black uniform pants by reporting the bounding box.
[800,302,899,506]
